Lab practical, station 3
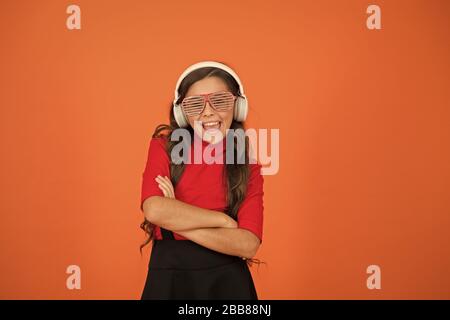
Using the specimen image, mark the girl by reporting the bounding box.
[139,61,264,300]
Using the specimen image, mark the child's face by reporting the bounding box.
[184,76,234,143]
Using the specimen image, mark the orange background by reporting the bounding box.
[1,0,449,299]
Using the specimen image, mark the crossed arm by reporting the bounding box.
[142,176,261,259]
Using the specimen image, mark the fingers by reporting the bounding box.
[156,176,172,198]
[158,176,174,197]
[224,218,238,228]
[155,175,175,198]
[157,182,170,197]
[155,175,170,191]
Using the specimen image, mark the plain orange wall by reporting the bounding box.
[0,0,449,299]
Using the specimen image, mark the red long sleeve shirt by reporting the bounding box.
[140,135,264,243]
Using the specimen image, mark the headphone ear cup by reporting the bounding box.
[233,96,248,122]
[173,104,189,128]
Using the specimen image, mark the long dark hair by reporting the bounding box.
[140,64,266,268]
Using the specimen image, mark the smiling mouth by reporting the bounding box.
[202,121,221,130]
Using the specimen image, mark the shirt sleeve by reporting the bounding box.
[237,163,265,244]
[140,136,170,212]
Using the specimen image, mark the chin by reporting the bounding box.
[203,130,225,144]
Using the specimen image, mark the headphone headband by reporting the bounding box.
[173,61,247,104]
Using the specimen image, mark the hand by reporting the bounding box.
[224,217,238,229]
[155,175,176,199]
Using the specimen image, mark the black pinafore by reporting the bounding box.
[141,227,258,300]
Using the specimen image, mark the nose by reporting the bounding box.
[201,100,215,117]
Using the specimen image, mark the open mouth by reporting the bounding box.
[202,121,221,130]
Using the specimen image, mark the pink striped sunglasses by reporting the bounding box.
[181,91,236,117]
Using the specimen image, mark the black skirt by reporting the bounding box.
[141,228,258,300]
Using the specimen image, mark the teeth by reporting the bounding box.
[203,121,220,127]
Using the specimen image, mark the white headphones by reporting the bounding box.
[172,61,249,128]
